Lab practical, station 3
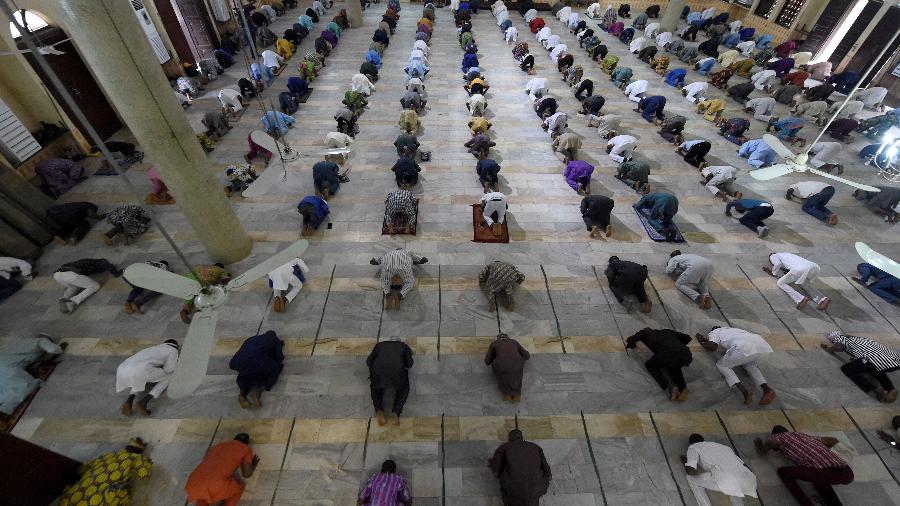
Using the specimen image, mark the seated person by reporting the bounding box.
[480,191,508,236]
[46,202,103,245]
[633,192,679,241]
[35,158,86,197]
[726,198,774,238]
[605,256,652,312]
[297,195,329,236]
[581,195,614,238]
[392,157,422,189]
[399,109,422,133]
[104,205,151,245]
[0,334,65,416]
[479,261,525,310]
[384,189,417,234]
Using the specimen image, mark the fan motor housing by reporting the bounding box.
[194,285,228,311]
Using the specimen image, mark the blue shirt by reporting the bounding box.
[298,196,330,220]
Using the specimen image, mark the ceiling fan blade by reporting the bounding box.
[807,168,882,192]
[749,163,795,180]
[123,263,202,299]
[250,129,301,162]
[167,310,219,399]
[225,240,309,291]
[241,163,287,198]
[762,134,795,160]
[855,242,900,280]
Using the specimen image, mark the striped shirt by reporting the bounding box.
[772,432,848,469]
[384,190,417,227]
[479,261,525,296]
[828,332,900,372]
[358,472,412,506]
[375,249,423,298]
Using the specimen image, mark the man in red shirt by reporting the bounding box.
[755,425,853,505]
[185,433,259,506]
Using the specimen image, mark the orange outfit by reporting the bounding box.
[185,441,253,506]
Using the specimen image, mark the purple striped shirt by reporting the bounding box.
[359,472,412,506]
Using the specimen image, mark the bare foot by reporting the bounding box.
[743,391,753,405]
[390,413,400,426]
[376,411,386,426]
[53,236,67,246]
[124,302,134,314]
[796,297,810,310]
[759,389,776,405]
[137,403,152,417]
[273,296,285,313]
[881,389,898,403]
[488,300,496,312]
[762,266,773,275]
[670,388,680,401]
[605,225,613,237]
[817,297,831,311]
[511,394,521,402]
[827,214,838,226]
[120,402,133,416]
[700,294,712,310]
[239,395,252,409]
[590,226,600,238]
[641,301,652,313]
[677,388,689,401]
[251,390,263,408]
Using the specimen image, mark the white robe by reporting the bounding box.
[218,89,243,112]
[857,87,887,108]
[701,7,716,19]
[115,344,178,396]
[828,100,863,119]
[567,13,580,29]
[728,20,742,33]
[718,50,739,67]
[524,8,537,23]
[683,82,707,103]
[324,132,353,148]
[586,3,602,18]
[544,112,568,132]
[590,113,620,137]
[268,258,310,303]
[550,45,568,61]
[607,135,636,163]
[793,51,812,66]
[630,37,646,54]
[414,40,429,56]
[624,80,648,102]
[808,142,840,168]
[481,192,507,225]
[491,0,506,15]
[505,26,518,43]
[656,32,672,48]
[750,70,776,90]
[557,6,572,22]
[351,73,376,95]
[525,77,547,98]
[261,49,283,69]
[644,22,659,39]
[736,40,755,56]
[544,35,561,50]
[496,10,509,26]
[536,27,552,42]
[686,441,758,506]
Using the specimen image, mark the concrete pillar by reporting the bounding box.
[835,0,894,72]
[27,0,251,263]
[348,0,363,28]
[0,162,57,232]
[659,0,686,33]
[0,219,40,259]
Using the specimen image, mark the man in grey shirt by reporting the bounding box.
[666,250,714,309]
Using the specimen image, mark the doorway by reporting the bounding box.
[154,0,218,64]
[17,24,123,140]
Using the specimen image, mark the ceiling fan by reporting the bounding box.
[0,38,69,56]
[123,240,308,398]
[749,133,881,192]
[856,242,900,279]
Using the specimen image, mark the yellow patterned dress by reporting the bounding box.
[59,449,152,506]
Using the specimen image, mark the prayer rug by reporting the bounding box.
[296,88,314,103]
[272,63,287,75]
[635,208,686,242]
[471,204,510,243]
[381,199,419,235]
[0,359,59,433]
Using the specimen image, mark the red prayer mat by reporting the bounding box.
[471,204,510,243]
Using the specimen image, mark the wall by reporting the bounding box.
[0,34,63,132]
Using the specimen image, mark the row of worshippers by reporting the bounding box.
[379,6,436,236]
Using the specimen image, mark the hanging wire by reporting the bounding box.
[0,0,202,279]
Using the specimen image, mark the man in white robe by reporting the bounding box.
[744,96,776,121]
[116,340,179,416]
[607,134,636,163]
[655,32,672,48]
[268,257,310,312]
[550,44,568,61]
[682,81,707,103]
[750,70,775,90]
[696,326,776,405]
[630,36,646,53]
[505,26,518,43]
[525,77,547,99]
[218,88,245,114]
[624,80,649,102]
[763,252,831,309]
[351,73,376,96]
[683,434,758,506]
[536,26,551,43]
[644,22,660,39]
[736,40,755,56]
[586,3,603,18]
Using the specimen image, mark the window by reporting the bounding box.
[775,0,807,27]
[754,0,777,18]
[9,10,49,38]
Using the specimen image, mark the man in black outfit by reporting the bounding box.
[605,256,652,313]
[626,328,693,401]
[366,339,414,426]
[46,201,105,245]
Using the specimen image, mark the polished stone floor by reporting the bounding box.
[4,2,900,505]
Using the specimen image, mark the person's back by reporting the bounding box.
[710,327,770,355]
[186,440,253,498]
[367,340,412,382]
[492,434,551,502]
